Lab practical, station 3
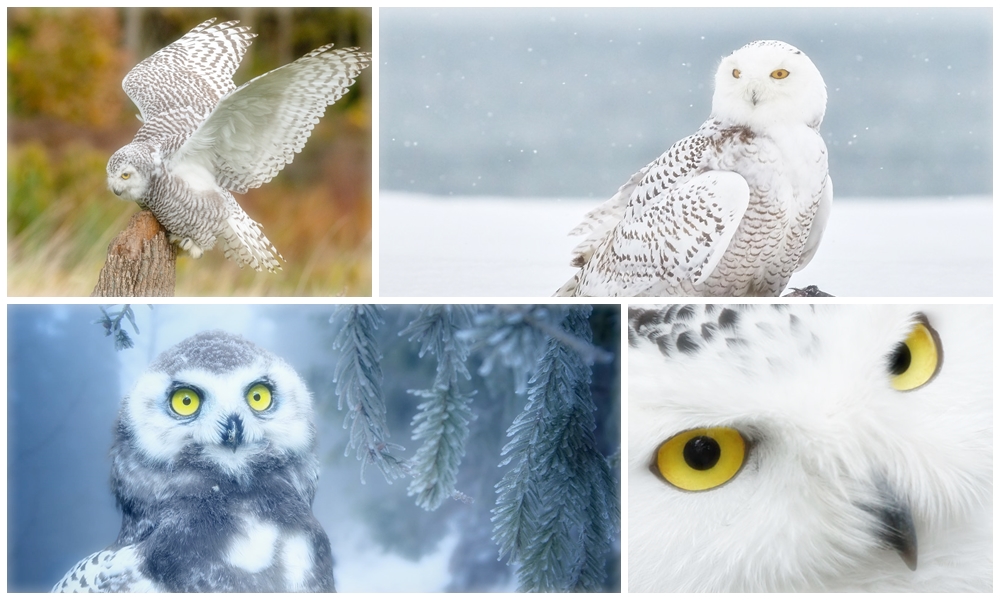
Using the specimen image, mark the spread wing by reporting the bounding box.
[52,547,159,593]
[124,19,255,143]
[560,132,750,296]
[169,45,371,193]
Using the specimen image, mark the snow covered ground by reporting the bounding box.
[379,192,992,297]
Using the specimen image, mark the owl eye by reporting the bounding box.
[653,427,746,491]
[170,387,201,417]
[121,173,130,180]
[770,69,790,79]
[732,68,741,79]
[888,316,942,391]
[246,383,273,412]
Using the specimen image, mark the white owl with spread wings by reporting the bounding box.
[106,18,370,271]
[557,40,831,297]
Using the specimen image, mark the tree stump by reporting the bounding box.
[92,210,177,297]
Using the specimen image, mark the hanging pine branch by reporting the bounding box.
[331,305,406,484]
[401,305,476,510]
[491,306,620,592]
[94,304,140,350]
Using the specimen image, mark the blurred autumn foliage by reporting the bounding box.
[7,7,372,296]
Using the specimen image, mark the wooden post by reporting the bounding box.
[92,210,177,297]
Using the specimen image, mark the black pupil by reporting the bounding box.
[182,396,191,406]
[889,343,911,375]
[683,436,721,471]
[254,393,261,401]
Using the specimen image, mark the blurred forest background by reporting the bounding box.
[8,304,620,592]
[7,8,372,296]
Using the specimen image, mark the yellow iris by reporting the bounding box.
[246,383,273,412]
[170,388,201,417]
[732,68,741,79]
[770,69,790,79]
[655,427,746,491]
[889,318,942,391]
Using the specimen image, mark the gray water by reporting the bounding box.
[380,8,992,198]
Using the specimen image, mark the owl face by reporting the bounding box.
[106,148,151,202]
[628,305,992,592]
[120,331,316,482]
[712,40,827,131]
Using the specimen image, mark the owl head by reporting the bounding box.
[628,305,992,592]
[112,331,319,501]
[711,40,827,132]
[107,145,153,202]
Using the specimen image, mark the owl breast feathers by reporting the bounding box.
[52,331,335,592]
[105,18,371,271]
[628,304,992,591]
[557,40,832,297]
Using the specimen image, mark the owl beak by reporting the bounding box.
[220,414,245,452]
[862,476,918,571]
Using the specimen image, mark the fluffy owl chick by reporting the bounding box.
[52,331,335,592]
[628,305,992,591]
[106,18,371,271]
[557,40,832,296]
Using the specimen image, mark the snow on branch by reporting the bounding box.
[490,306,620,592]
[401,305,476,510]
[331,305,406,484]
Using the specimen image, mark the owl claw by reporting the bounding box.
[168,234,205,259]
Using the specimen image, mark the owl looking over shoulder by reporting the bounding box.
[628,304,991,591]
[52,331,334,592]
[559,40,832,297]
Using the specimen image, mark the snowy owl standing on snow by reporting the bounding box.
[557,40,831,297]
[107,18,370,271]
[52,331,335,592]
[628,304,992,591]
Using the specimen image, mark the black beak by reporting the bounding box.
[863,476,918,571]
[220,414,244,452]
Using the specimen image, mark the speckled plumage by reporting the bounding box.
[106,18,371,271]
[557,40,831,297]
[52,331,335,592]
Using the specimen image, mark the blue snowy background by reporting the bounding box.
[379,8,991,198]
[7,304,620,592]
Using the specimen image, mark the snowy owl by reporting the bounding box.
[107,18,370,271]
[628,304,992,592]
[52,331,335,592]
[557,40,831,297]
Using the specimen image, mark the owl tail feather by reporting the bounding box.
[220,212,283,272]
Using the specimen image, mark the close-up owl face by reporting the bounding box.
[712,40,827,130]
[628,304,992,592]
[121,330,317,482]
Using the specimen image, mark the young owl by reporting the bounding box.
[52,331,335,592]
[628,304,991,591]
[558,40,832,297]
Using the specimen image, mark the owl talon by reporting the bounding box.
[168,234,205,259]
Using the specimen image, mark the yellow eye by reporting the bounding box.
[121,173,130,180]
[170,388,201,417]
[732,68,741,79]
[770,69,790,79]
[888,317,942,391]
[246,383,273,412]
[654,427,746,491]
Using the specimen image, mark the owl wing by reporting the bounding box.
[563,133,750,296]
[567,166,650,267]
[169,45,371,193]
[52,547,159,593]
[795,173,833,270]
[124,19,254,141]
